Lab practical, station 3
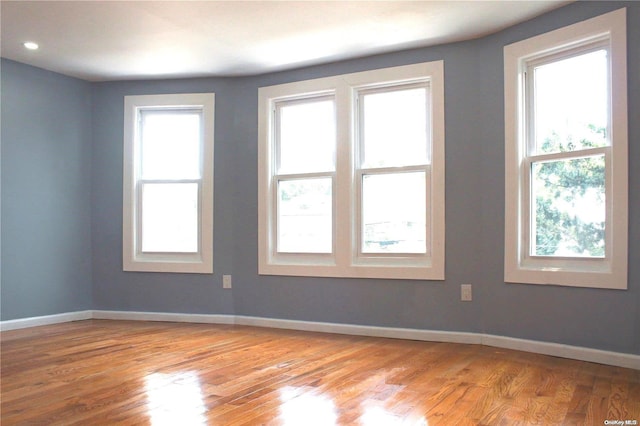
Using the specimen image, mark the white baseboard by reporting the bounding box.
[92,310,234,324]
[234,315,483,344]
[1,310,638,370]
[237,315,639,370]
[481,334,640,370]
[0,310,93,331]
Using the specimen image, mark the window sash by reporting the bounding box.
[356,82,431,169]
[355,166,430,258]
[522,149,609,261]
[274,95,336,176]
[522,42,612,262]
[525,40,611,157]
[135,108,204,255]
[274,174,334,255]
[353,82,432,259]
[272,94,337,256]
[136,179,202,255]
[138,108,204,180]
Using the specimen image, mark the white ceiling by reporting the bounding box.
[1,1,569,82]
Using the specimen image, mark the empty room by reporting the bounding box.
[1,1,638,424]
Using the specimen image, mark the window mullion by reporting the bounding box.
[135,179,144,256]
[522,157,532,261]
[604,149,613,260]
[334,83,352,269]
[524,64,536,157]
[354,168,364,258]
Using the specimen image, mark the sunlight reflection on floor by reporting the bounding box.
[359,405,429,426]
[278,386,429,426]
[279,387,338,425]
[360,406,404,425]
[144,371,207,425]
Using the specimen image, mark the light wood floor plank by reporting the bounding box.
[1,319,638,425]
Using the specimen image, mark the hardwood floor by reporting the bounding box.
[1,320,638,425]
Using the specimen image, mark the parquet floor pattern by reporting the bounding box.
[1,320,638,425]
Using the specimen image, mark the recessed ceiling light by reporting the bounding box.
[23,42,39,50]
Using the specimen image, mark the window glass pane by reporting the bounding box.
[361,87,428,168]
[278,99,335,174]
[277,178,332,253]
[142,183,198,253]
[362,172,426,254]
[533,49,608,154]
[141,110,201,179]
[531,155,605,257]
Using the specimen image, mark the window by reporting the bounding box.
[275,96,335,254]
[123,93,214,273]
[504,9,627,289]
[258,62,445,280]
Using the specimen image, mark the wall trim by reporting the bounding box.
[92,310,235,324]
[234,315,483,344]
[0,310,93,331]
[480,334,639,370]
[1,310,638,370]
[236,315,639,370]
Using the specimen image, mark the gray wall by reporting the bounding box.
[2,1,638,355]
[473,2,639,356]
[90,78,235,315]
[1,59,93,319]
[226,1,639,355]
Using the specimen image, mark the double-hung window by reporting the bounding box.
[123,93,214,273]
[504,9,627,289]
[357,84,430,257]
[259,62,445,280]
[274,96,336,255]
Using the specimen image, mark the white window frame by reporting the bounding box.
[258,62,445,280]
[504,9,627,289]
[123,93,214,273]
[273,94,336,256]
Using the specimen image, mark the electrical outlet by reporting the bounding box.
[461,284,472,301]
[223,275,232,289]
